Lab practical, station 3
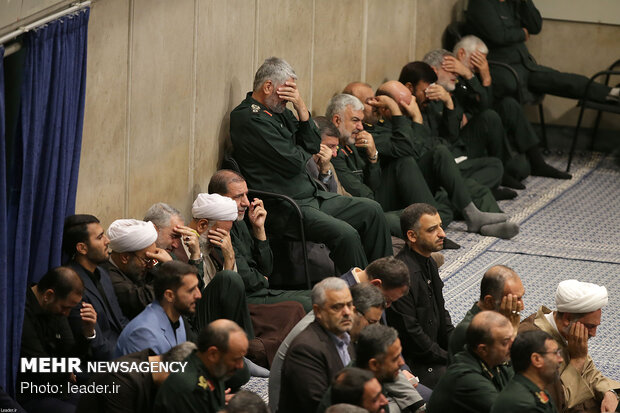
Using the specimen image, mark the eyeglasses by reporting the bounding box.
[538,349,562,357]
[356,309,381,325]
[132,253,155,266]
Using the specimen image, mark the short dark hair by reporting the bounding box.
[153,261,198,301]
[62,214,100,257]
[314,115,341,139]
[511,330,553,373]
[398,61,437,87]
[331,367,375,407]
[355,324,399,369]
[36,266,84,299]
[480,265,516,303]
[351,283,385,315]
[208,169,246,196]
[365,257,410,290]
[224,390,268,413]
[400,203,438,237]
[197,320,245,353]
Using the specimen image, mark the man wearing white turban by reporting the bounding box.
[103,219,172,319]
[519,279,620,413]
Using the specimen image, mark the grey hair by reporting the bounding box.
[350,283,385,314]
[326,405,367,413]
[325,94,364,120]
[144,203,182,229]
[252,56,297,91]
[355,324,399,367]
[423,48,455,69]
[312,277,349,307]
[161,341,197,363]
[453,35,488,56]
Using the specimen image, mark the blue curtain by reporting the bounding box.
[2,9,90,394]
[0,45,9,394]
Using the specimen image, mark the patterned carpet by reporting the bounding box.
[244,152,620,403]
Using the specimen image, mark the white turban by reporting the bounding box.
[192,193,237,221]
[556,279,608,313]
[107,219,158,253]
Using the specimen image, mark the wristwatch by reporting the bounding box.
[368,149,379,161]
[319,168,333,184]
[608,389,620,401]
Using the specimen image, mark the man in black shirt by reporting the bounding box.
[386,203,455,388]
[18,266,97,411]
[63,214,129,361]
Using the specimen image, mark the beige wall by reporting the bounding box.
[76,0,463,226]
[3,0,617,226]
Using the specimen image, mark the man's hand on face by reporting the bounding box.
[353,130,378,163]
[208,228,235,270]
[425,83,454,109]
[248,198,267,240]
[567,321,588,372]
[522,27,530,41]
[367,95,402,116]
[146,248,173,263]
[442,55,473,79]
[400,95,423,124]
[276,81,309,121]
[174,225,201,260]
[470,51,491,86]
[498,293,523,335]
[315,144,333,174]
[80,302,97,338]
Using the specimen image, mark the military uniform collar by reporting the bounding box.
[514,374,553,407]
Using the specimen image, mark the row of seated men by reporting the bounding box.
[15,199,619,413]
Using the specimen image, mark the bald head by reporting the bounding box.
[467,311,514,367]
[37,266,84,299]
[480,265,524,310]
[343,82,376,124]
[376,81,412,106]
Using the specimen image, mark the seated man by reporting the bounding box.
[491,330,562,413]
[355,324,426,413]
[449,265,525,359]
[466,0,619,105]
[115,261,201,356]
[428,311,514,413]
[453,35,571,180]
[104,218,171,319]
[307,116,350,196]
[76,342,197,413]
[207,169,312,312]
[279,278,354,413]
[386,204,454,388]
[154,319,249,413]
[269,257,410,411]
[230,56,392,273]
[423,48,524,192]
[346,83,519,239]
[63,214,129,361]
[18,266,96,411]
[519,280,620,412]
[330,368,389,413]
[223,390,269,413]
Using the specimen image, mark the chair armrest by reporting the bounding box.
[581,70,620,102]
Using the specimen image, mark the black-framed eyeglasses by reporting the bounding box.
[538,349,562,357]
[132,253,155,266]
[356,309,380,325]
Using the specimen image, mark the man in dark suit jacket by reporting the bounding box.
[63,214,130,361]
[386,203,455,388]
[279,277,355,413]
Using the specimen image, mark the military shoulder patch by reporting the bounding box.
[251,104,260,113]
[535,390,549,404]
[198,375,215,391]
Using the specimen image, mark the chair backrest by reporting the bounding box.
[442,21,468,52]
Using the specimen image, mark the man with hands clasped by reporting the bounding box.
[519,279,620,412]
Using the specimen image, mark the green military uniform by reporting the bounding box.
[230,93,392,273]
[448,302,482,361]
[230,220,312,312]
[490,374,558,413]
[153,351,225,413]
[427,348,514,413]
[466,0,610,104]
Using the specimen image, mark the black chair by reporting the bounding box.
[566,59,620,172]
[220,154,312,289]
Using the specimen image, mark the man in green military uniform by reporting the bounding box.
[230,57,392,273]
[448,265,524,359]
[466,0,619,105]
[344,82,519,239]
[207,169,312,312]
[154,319,249,413]
[428,311,515,413]
[491,330,562,413]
